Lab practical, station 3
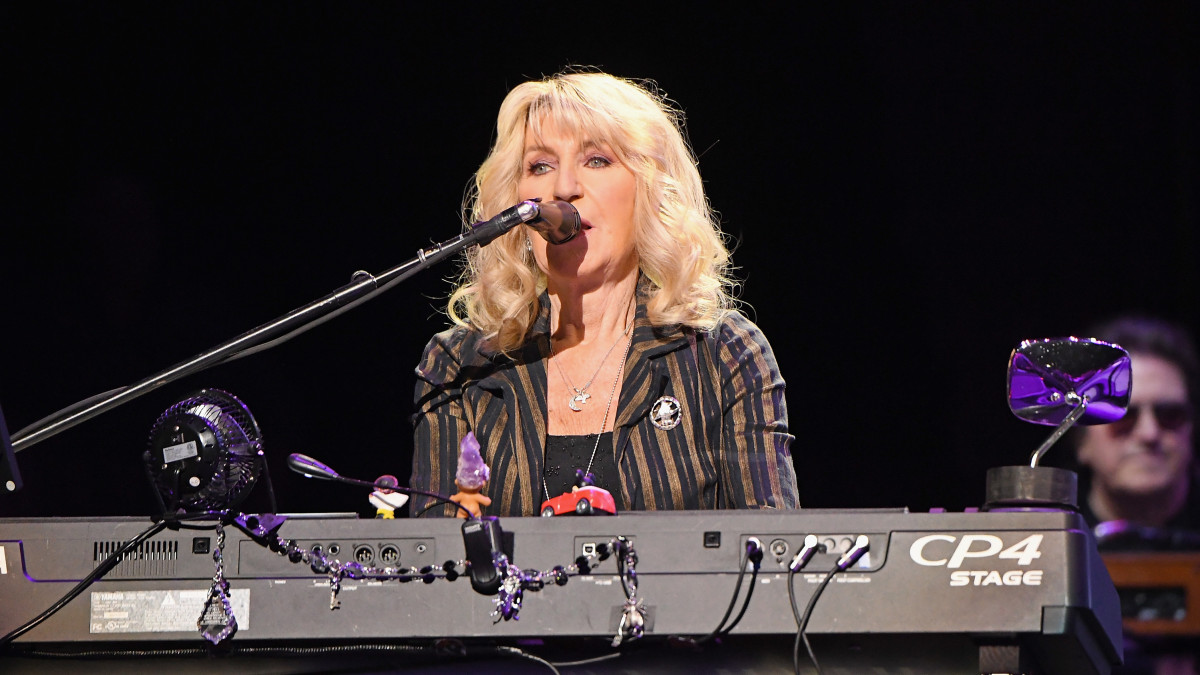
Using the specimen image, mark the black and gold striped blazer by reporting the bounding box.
[411,295,799,516]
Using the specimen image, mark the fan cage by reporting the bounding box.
[148,389,264,512]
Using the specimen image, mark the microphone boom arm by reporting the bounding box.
[11,202,550,455]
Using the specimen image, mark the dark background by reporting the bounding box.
[2,2,1197,518]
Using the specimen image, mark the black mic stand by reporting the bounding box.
[6,202,554,472]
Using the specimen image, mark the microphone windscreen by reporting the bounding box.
[529,201,581,244]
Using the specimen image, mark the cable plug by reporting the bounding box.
[745,537,764,570]
[788,534,820,573]
[836,535,870,571]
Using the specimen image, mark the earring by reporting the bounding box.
[525,237,533,252]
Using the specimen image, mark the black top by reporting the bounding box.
[543,433,618,500]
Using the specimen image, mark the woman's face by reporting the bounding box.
[517,119,639,291]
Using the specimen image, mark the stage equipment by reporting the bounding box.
[0,510,1121,674]
[0,403,20,493]
[144,389,264,513]
[4,200,580,473]
[987,337,1131,510]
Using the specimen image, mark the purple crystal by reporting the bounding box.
[456,432,490,489]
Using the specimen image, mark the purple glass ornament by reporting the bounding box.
[1007,337,1131,426]
[456,432,490,490]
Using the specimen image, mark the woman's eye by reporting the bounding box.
[585,155,612,169]
[527,161,552,176]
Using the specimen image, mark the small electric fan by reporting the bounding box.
[144,389,264,513]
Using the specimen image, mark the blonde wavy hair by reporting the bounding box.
[449,71,735,353]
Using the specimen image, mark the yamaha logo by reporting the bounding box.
[909,533,1044,587]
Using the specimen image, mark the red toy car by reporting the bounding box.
[540,485,617,517]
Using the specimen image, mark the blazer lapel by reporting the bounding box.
[475,298,553,514]
[614,304,691,457]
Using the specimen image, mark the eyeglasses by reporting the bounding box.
[1111,402,1194,435]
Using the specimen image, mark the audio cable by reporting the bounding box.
[788,535,869,675]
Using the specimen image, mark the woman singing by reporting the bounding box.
[411,70,798,517]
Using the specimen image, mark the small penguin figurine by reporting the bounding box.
[368,474,408,519]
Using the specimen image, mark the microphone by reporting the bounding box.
[468,200,581,247]
[526,200,581,244]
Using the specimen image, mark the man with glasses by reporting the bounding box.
[1075,319,1199,673]
[1076,315,1198,531]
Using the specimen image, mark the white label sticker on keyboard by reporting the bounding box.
[89,589,250,633]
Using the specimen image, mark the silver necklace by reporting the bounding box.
[543,331,633,501]
[549,309,635,412]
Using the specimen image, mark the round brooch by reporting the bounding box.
[650,396,682,430]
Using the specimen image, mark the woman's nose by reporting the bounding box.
[554,165,581,202]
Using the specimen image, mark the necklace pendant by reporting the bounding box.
[568,391,591,412]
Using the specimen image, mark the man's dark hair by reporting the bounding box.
[1086,315,1199,405]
